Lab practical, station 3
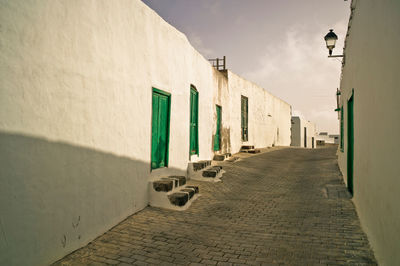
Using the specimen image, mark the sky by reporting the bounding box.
[142,0,351,134]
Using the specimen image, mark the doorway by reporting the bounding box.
[189,86,199,155]
[347,94,354,195]
[304,127,307,147]
[151,88,171,169]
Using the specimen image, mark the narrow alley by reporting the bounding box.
[55,146,376,265]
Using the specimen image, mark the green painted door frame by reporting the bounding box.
[347,92,354,195]
[151,88,171,170]
[189,86,199,155]
[241,96,248,141]
[214,105,221,151]
[340,106,344,152]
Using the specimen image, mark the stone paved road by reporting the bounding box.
[55,146,377,265]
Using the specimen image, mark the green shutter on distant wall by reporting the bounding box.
[241,96,248,141]
[151,88,171,169]
[214,105,221,151]
[189,86,199,155]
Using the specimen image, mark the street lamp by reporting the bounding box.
[324,29,343,58]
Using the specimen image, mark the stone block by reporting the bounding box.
[202,170,217,178]
[211,166,222,172]
[180,188,195,199]
[241,145,254,150]
[213,154,225,161]
[153,180,173,192]
[162,177,178,187]
[185,185,199,193]
[248,149,260,154]
[168,192,189,206]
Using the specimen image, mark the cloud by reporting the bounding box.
[242,19,348,134]
[202,1,222,15]
[187,32,215,58]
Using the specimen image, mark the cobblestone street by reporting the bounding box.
[55,146,377,265]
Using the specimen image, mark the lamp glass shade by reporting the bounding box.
[324,29,338,50]
[325,38,336,49]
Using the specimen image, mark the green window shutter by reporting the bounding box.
[241,96,248,141]
[190,87,199,155]
[214,105,221,151]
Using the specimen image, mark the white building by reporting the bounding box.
[316,132,339,145]
[0,1,291,265]
[290,116,317,148]
[337,0,400,265]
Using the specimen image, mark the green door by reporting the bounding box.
[214,105,221,151]
[189,87,199,155]
[151,89,170,169]
[241,96,248,141]
[347,94,354,195]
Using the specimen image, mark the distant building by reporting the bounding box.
[329,134,339,144]
[316,132,339,145]
[337,0,400,265]
[290,116,316,148]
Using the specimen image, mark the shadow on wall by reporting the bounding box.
[0,131,157,265]
[211,127,231,154]
[221,127,231,154]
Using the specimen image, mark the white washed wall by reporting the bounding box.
[290,116,316,148]
[227,71,291,153]
[338,0,400,264]
[0,1,291,265]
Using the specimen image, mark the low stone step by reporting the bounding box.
[168,192,189,206]
[211,166,222,172]
[192,160,211,171]
[202,170,217,178]
[202,166,222,178]
[166,176,186,186]
[180,188,195,199]
[213,153,232,161]
[153,180,174,192]
[161,177,178,188]
[241,145,255,150]
[213,154,225,161]
[248,149,260,154]
[226,156,239,162]
[185,185,199,194]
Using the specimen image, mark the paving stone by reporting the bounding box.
[54,146,377,266]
